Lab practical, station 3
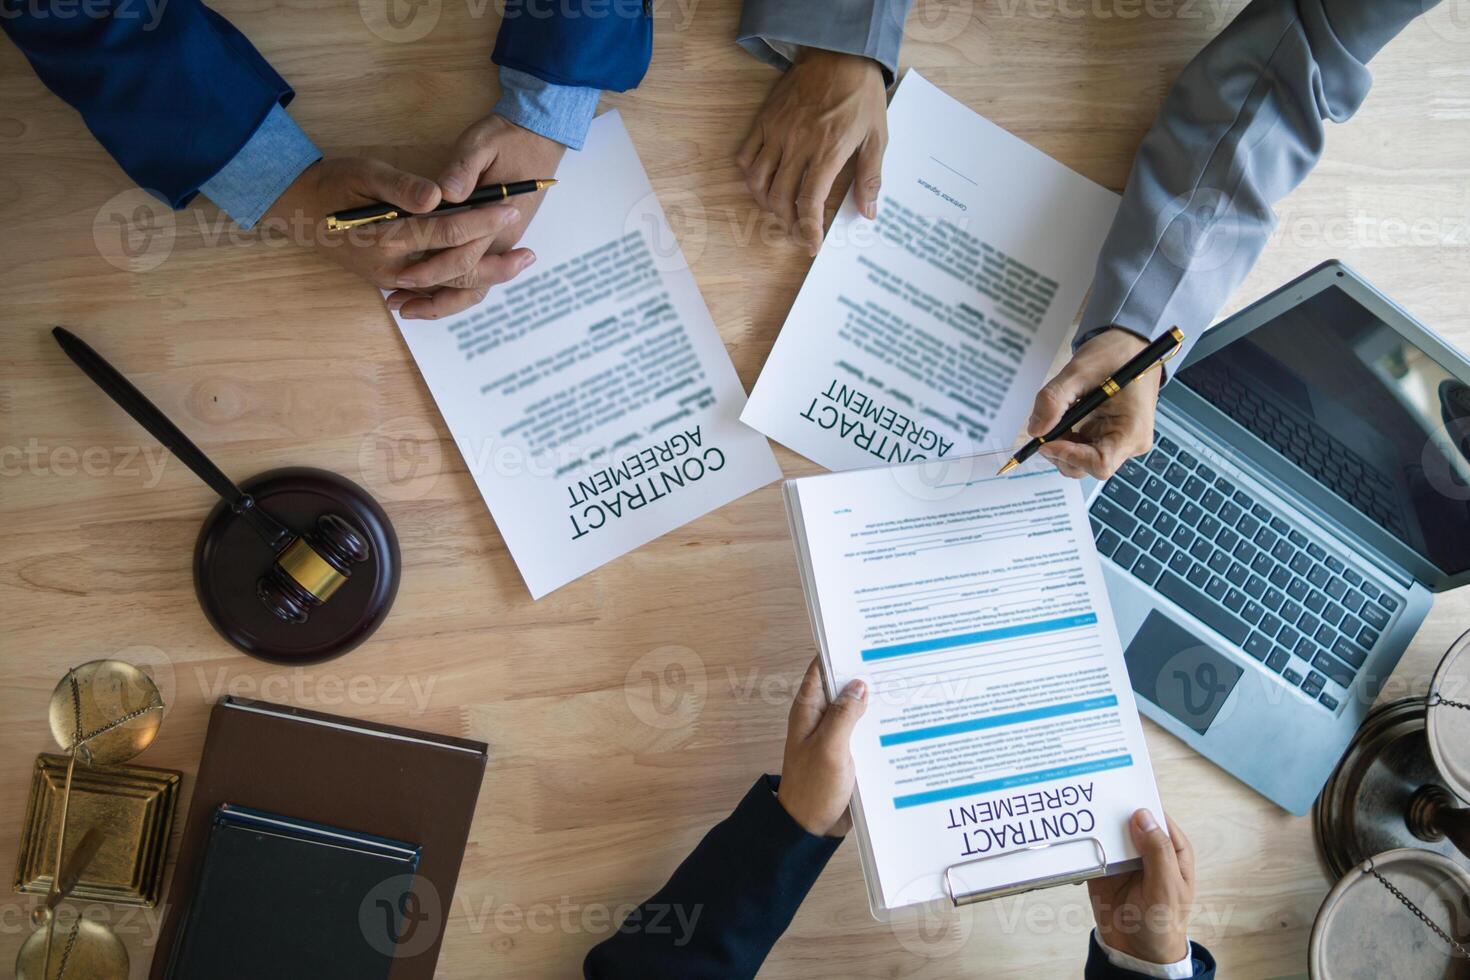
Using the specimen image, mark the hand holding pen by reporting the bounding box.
[326,179,557,231]
[263,158,549,320]
[1002,327,1185,478]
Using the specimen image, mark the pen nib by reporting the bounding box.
[997,458,1020,476]
[537,179,559,191]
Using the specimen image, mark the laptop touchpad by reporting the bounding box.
[1125,612,1244,735]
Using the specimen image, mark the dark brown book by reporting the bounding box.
[150,697,488,980]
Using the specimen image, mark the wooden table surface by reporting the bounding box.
[3,1,1469,976]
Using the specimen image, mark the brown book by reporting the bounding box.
[150,697,488,980]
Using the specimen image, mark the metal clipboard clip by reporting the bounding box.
[943,836,1109,907]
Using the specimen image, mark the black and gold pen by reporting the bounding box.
[325,178,558,231]
[997,326,1185,475]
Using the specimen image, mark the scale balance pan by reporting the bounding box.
[16,916,129,980]
[1309,848,1470,979]
[1428,629,1470,805]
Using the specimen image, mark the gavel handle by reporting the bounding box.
[53,327,293,550]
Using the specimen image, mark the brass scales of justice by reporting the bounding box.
[1309,630,1470,978]
[14,660,173,980]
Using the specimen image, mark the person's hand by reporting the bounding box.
[1087,809,1195,965]
[1027,328,1161,479]
[376,114,567,318]
[437,113,565,244]
[777,658,868,837]
[388,114,562,317]
[737,48,888,256]
[266,157,532,320]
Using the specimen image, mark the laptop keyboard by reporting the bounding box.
[1182,361,1407,538]
[1089,434,1402,712]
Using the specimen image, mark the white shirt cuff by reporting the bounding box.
[1093,929,1195,979]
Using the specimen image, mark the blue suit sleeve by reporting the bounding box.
[492,0,652,92]
[582,775,841,980]
[1,0,297,208]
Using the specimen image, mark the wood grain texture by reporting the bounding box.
[2,1,1469,976]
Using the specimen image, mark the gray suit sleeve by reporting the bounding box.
[736,0,914,85]
[1077,0,1438,378]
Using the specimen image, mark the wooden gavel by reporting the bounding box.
[53,327,369,624]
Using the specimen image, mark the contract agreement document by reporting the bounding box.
[785,455,1163,916]
[389,111,780,598]
[743,71,1120,471]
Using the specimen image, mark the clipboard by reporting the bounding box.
[838,738,1126,919]
[943,835,1110,906]
[782,459,1158,920]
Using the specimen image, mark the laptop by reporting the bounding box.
[1085,260,1470,814]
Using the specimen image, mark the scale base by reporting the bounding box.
[193,468,399,665]
[1315,697,1470,879]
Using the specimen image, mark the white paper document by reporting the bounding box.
[744,71,1120,471]
[389,111,780,598]
[785,456,1162,915]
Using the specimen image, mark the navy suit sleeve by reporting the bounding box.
[1085,933,1217,979]
[492,0,652,91]
[583,775,841,980]
[1,0,294,208]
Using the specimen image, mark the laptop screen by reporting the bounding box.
[1177,284,1470,577]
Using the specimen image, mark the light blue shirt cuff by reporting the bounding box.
[492,66,601,150]
[199,103,322,230]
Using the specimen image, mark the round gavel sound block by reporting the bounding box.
[194,468,400,665]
